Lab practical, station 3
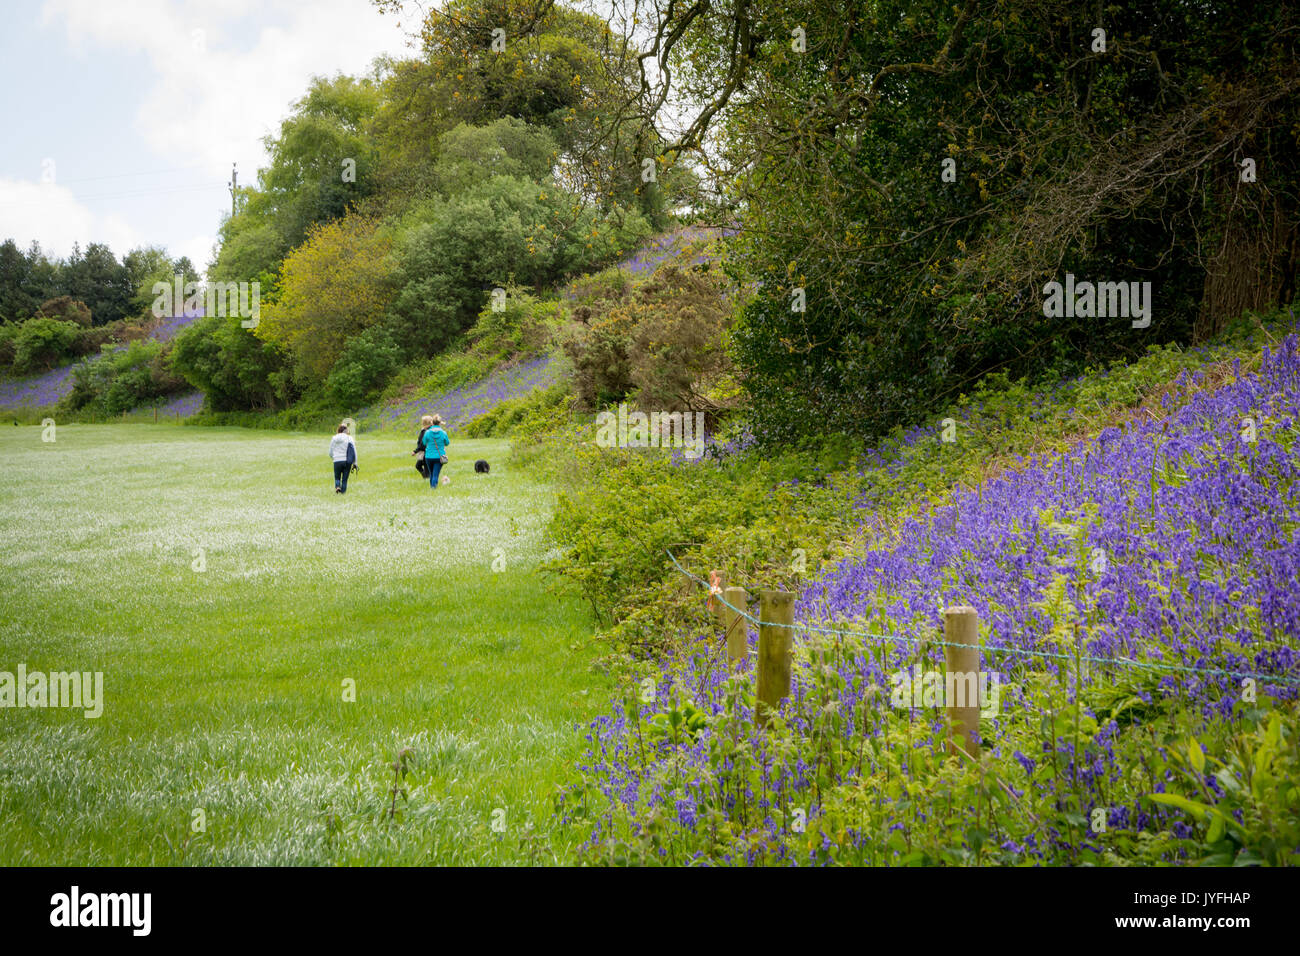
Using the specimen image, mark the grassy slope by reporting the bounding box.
[0,425,606,864]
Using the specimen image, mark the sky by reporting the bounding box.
[0,0,417,274]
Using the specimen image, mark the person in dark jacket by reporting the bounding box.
[420,414,450,489]
[412,414,432,478]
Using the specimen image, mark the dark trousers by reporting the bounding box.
[334,460,350,492]
[428,457,444,487]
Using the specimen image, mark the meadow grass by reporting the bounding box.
[0,424,606,865]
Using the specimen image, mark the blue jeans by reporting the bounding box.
[428,456,444,488]
[334,460,350,492]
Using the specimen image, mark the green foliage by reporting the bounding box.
[561,251,734,420]
[170,314,293,412]
[539,313,1290,655]
[212,74,382,283]
[0,239,48,323]
[59,242,132,326]
[327,324,405,408]
[567,617,1299,865]
[433,118,560,196]
[1147,713,1300,866]
[367,291,564,432]
[471,286,559,356]
[60,340,187,417]
[388,175,650,361]
[369,0,676,225]
[34,296,91,327]
[543,428,854,645]
[255,212,395,382]
[0,323,16,368]
[677,0,1300,445]
[121,247,177,318]
[11,317,81,374]
[462,381,571,439]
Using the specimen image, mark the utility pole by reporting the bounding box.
[227,163,238,217]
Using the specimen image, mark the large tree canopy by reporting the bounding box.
[211,74,382,284]
[584,0,1300,442]
[254,213,395,381]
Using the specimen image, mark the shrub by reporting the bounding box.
[561,258,735,422]
[34,296,92,328]
[171,314,293,412]
[11,317,82,374]
[327,324,405,408]
[61,340,186,416]
[462,381,571,438]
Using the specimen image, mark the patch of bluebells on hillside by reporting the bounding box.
[150,391,203,417]
[574,336,1300,862]
[616,225,730,278]
[665,426,756,465]
[806,340,1300,703]
[147,308,205,343]
[371,354,559,432]
[0,309,205,411]
[0,363,79,410]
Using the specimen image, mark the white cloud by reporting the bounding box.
[42,0,415,184]
[0,179,139,258]
[175,233,220,273]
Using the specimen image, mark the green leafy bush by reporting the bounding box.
[561,257,735,422]
[171,314,293,412]
[327,324,405,408]
[11,317,81,374]
[61,340,187,416]
[462,381,571,438]
[34,296,92,327]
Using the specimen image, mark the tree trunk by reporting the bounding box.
[1196,165,1299,342]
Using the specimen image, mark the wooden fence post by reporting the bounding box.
[721,586,749,668]
[943,605,981,759]
[757,590,794,727]
[709,569,726,631]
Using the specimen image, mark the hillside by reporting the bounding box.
[540,315,1300,865]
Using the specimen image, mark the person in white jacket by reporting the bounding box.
[328,424,356,494]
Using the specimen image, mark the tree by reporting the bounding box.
[122,246,176,318]
[371,0,677,224]
[0,240,61,323]
[615,0,1300,442]
[0,240,38,323]
[255,213,394,381]
[388,173,650,356]
[171,314,292,411]
[212,74,382,283]
[60,242,131,325]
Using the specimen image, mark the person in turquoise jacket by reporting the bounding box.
[420,414,450,489]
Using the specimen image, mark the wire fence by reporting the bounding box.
[667,547,1300,689]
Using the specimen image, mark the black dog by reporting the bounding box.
[474,459,490,474]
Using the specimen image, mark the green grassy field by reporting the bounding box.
[0,423,606,864]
